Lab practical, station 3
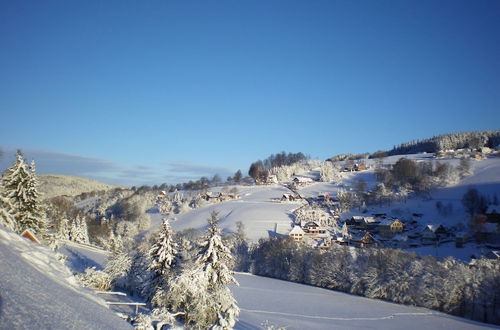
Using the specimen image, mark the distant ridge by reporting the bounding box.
[328,130,500,161]
[38,174,119,199]
[388,130,500,156]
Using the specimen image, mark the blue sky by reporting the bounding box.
[1,0,499,186]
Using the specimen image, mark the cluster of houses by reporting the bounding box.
[343,163,367,172]
[199,191,239,203]
[288,208,500,251]
[289,222,331,249]
[435,147,500,160]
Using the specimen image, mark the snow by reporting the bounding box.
[56,236,496,329]
[232,273,494,330]
[0,226,132,329]
[167,185,302,241]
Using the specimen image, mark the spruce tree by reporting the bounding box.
[0,196,16,231]
[169,211,239,328]
[1,151,44,234]
[146,217,178,306]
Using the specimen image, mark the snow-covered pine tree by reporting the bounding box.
[341,222,351,241]
[0,196,16,231]
[1,151,45,234]
[169,211,239,329]
[70,215,89,244]
[146,217,178,306]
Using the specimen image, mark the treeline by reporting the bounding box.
[326,130,500,161]
[389,130,500,156]
[375,157,470,194]
[249,237,500,325]
[248,151,308,182]
[131,169,249,194]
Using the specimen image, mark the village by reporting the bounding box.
[286,193,500,258]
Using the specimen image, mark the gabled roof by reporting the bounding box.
[21,229,40,244]
[289,226,306,235]
[379,219,394,226]
[426,224,445,233]
[292,176,314,183]
[303,221,320,228]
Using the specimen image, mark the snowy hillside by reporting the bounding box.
[56,240,496,329]
[151,185,304,241]
[233,273,494,330]
[0,226,132,329]
[38,174,119,199]
[147,155,500,262]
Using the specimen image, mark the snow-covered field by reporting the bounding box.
[10,231,493,330]
[151,185,304,241]
[0,227,131,329]
[233,273,494,330]
[148,156,500,262]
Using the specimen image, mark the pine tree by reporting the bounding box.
[341,222,351,241]
[146,217,178,306]
[1,151,44,234]
[70,216,89,244]
[0,196,16,231]
[169,211,239,329]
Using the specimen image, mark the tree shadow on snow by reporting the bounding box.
[64,248,103,273]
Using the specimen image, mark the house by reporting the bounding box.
[21,229,40,244]
[421,224,447,241]
[355,163,367,171]
[302,221,326,235]
[334,235,350,246]
[289,226,306,242]
[345,216,366,229]
[378,219,404,238]
[281,193,302,202]
[422,226,437,241]
[359,232,379,248]
[292,176,314,186]
[363,217,380,229]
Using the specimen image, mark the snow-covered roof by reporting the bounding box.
[486,205,499,214]
[304,221,320,228]
[379,219,394,226]
[293,176,314,183]
[289,226,306,235]
[426,224,444,232]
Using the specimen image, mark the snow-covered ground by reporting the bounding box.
[49,237,498,329]
[232,273,494,330]
[150,185,304,241]
[146,156,500,261]
[0,226,132,329]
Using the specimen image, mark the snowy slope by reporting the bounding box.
[166,185,303,241]
[38,174,119,199]
[56,243,496,330]
[0,226,132,329]
[233,273,495,330]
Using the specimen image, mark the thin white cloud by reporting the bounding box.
[0,147,236,186]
